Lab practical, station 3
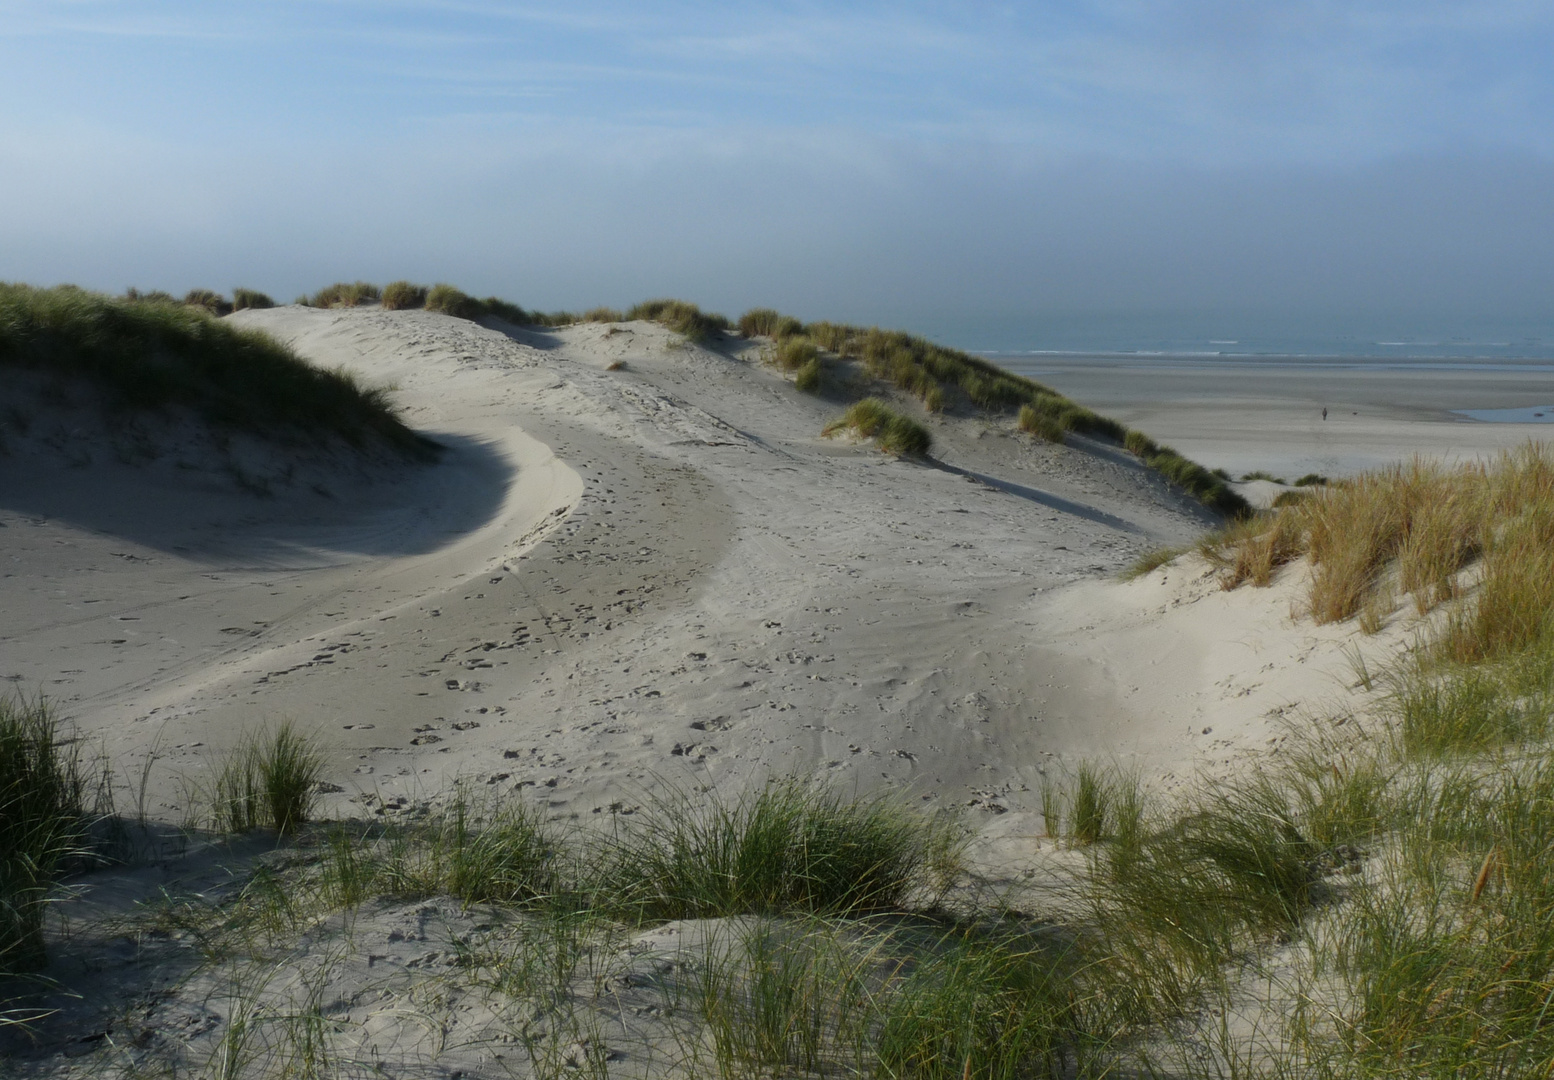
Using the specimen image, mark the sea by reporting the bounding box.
[920,311,1554,364]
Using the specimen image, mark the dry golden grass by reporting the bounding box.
[1198,510,1305,589]
[772,336,817,372]
[1210,444,1554,659]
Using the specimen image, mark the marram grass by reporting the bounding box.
[380,280,428,310]
[0,694,106,975]
[306,281,380,308]
[597,777,963,919]
[1205,445,1554,660]
[207,721,325,836]
[824,397,933,456]
[0,282,433,457]
[624,298,731,341]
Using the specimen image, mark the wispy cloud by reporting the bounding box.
[0,2,1548,321]
[3,2,1547,158]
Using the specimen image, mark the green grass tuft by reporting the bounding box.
[307,281,380,308]
[1071,762,1112,845]
[1119,545,1190,580]
[1018,402,1067,443]
[183,288,232,316]
[625,298,731,341]
[123,287,177,305]
[1084,770,1325,1018]
[738,308,803,339]
[773,336,817,372]
[209,722,324,836]
[875,925,1082,1080]
[598,777,961,919]
[424,283,530,324]
[230,287,274,311]
[425,283,481,318]
[0,694,99,974]
[794,356,823,393]
[380,280,428,310]
[824,398,933,456]
[0,283,432,457]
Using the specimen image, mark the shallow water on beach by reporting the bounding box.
[1454,405,1554,423]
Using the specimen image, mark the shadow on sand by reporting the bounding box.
[0,432,514,565]
[926,458,1147,534]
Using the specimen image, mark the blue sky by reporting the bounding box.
[2,2,1551,329]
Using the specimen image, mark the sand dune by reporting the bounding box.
[2,307,1402,852]
[2,305,1474,1075]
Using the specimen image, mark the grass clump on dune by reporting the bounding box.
[424,283,529,324]
[380,280,428,310]
[872,925,1084,1080]
[625,298,731,341]
[389,284,619,327]
[772,335,817,372]
[231,287,274,311]
[794,355,823,393]
[1124,430,1247,515]
[1018,401,1069,443]
[1119,544,1192,580]
[824,398,933,456]
[733,305,1242,513]
[207,721,325,836]
[182,288,232,316]
[319,789,560,910]
[123,287,177,305]
[739,307,804,339]
[1326,755,1554,1075]
[851,326,1053,413]
[599,778,961,920]
[0,283,433,457]
[1205,446,1554,648]
[0,695,101,975]
[423,283,482,318]
[307,281,380,308]
[763,332,827,394]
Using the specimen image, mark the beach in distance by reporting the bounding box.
[1000,351,1554,477]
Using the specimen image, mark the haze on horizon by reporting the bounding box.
[1,1,1550,340]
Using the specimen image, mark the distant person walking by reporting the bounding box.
[1322,407,1328,421]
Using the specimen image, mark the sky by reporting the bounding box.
[1,1,1551,335]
